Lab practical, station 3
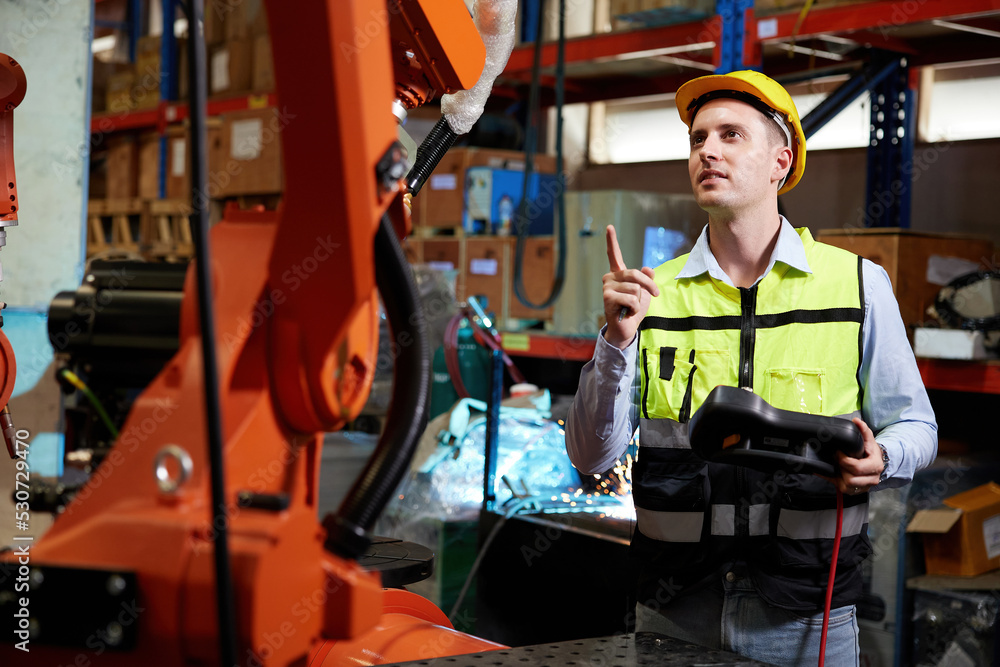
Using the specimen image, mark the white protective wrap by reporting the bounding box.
[440,0,518,135]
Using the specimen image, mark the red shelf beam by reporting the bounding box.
[91,93,279,134]
[917,357,1000,394]
[500,332,597,363]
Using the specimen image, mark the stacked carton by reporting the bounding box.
[205,0,273,97]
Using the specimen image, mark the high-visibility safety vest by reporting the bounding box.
[634,227,873,612]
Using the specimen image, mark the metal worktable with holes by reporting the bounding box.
[387,632,773,666]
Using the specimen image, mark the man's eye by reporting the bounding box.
[727,130,739,138]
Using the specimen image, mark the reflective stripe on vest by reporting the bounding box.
[635,507,703,542]
[778,505,869,539]
[711,504,768,537]
[638,502,868,542]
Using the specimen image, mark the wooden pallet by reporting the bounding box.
[142,199,194,261]
[87,198,143,256]
[87,199,194,261]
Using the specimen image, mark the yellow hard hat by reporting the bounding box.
[675,70,806,195]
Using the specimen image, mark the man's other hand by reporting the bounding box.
[834,418,884,495]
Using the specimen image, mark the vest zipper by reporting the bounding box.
[738,286,758,390]
[736,285,758,541]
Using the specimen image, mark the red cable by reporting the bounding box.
[443,313,471,399]
[818,488,844,667]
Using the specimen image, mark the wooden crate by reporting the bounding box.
[420,238,464,275]
[215,107,284,196]
[817,228,994,330]
[463,237,508,317]
[138,132,160,199]
[164,120,224,200]
[106,135,138,200]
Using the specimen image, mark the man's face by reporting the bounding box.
[687,98,787,214]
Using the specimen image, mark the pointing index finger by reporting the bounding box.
[606,225,626,272]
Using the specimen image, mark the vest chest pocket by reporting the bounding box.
[642,347,730,422]
[765,368,826,414]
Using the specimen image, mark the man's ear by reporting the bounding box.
[773,145,793,185]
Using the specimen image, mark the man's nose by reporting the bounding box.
[698,135,720,161]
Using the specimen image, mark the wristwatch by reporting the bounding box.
[877,443,890,484]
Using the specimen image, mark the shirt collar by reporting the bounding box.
[674,216,812,287]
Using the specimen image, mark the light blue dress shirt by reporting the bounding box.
[566,218,938,486]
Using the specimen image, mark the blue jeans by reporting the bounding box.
[635,566,860,667]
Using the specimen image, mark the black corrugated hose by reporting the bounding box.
[324,214,431,559]
[512,0,567,310]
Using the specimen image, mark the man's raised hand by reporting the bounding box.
[602,225,660,349]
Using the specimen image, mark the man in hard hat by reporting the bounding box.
[566,71,937,666]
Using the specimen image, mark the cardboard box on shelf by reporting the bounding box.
[106,135,138,200]
[252,34,275,92]
[164,121,224,200]
[204,0,228,45]
[906,482,1000,577]
[134,35,161,110]
[210,39,254,96]
[220,0,268,41]
[420,238,464,275]
[215,107,284,196]
[816,228,994,332]
[508,237,555,321]
[411,148,557,232]
[105,70,136,114]
[463,238,509,317]
[138,132,160,199]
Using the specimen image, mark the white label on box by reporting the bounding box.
[171,138,186,177]
[211,49,230,93]
[470,258,498,276]
[430,173,457,190]
[231,118,263,161]
[983,513,1000,560]
[427,261,454,272]
[757,18,778,39]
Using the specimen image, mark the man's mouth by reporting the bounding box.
[699,170,726,183]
